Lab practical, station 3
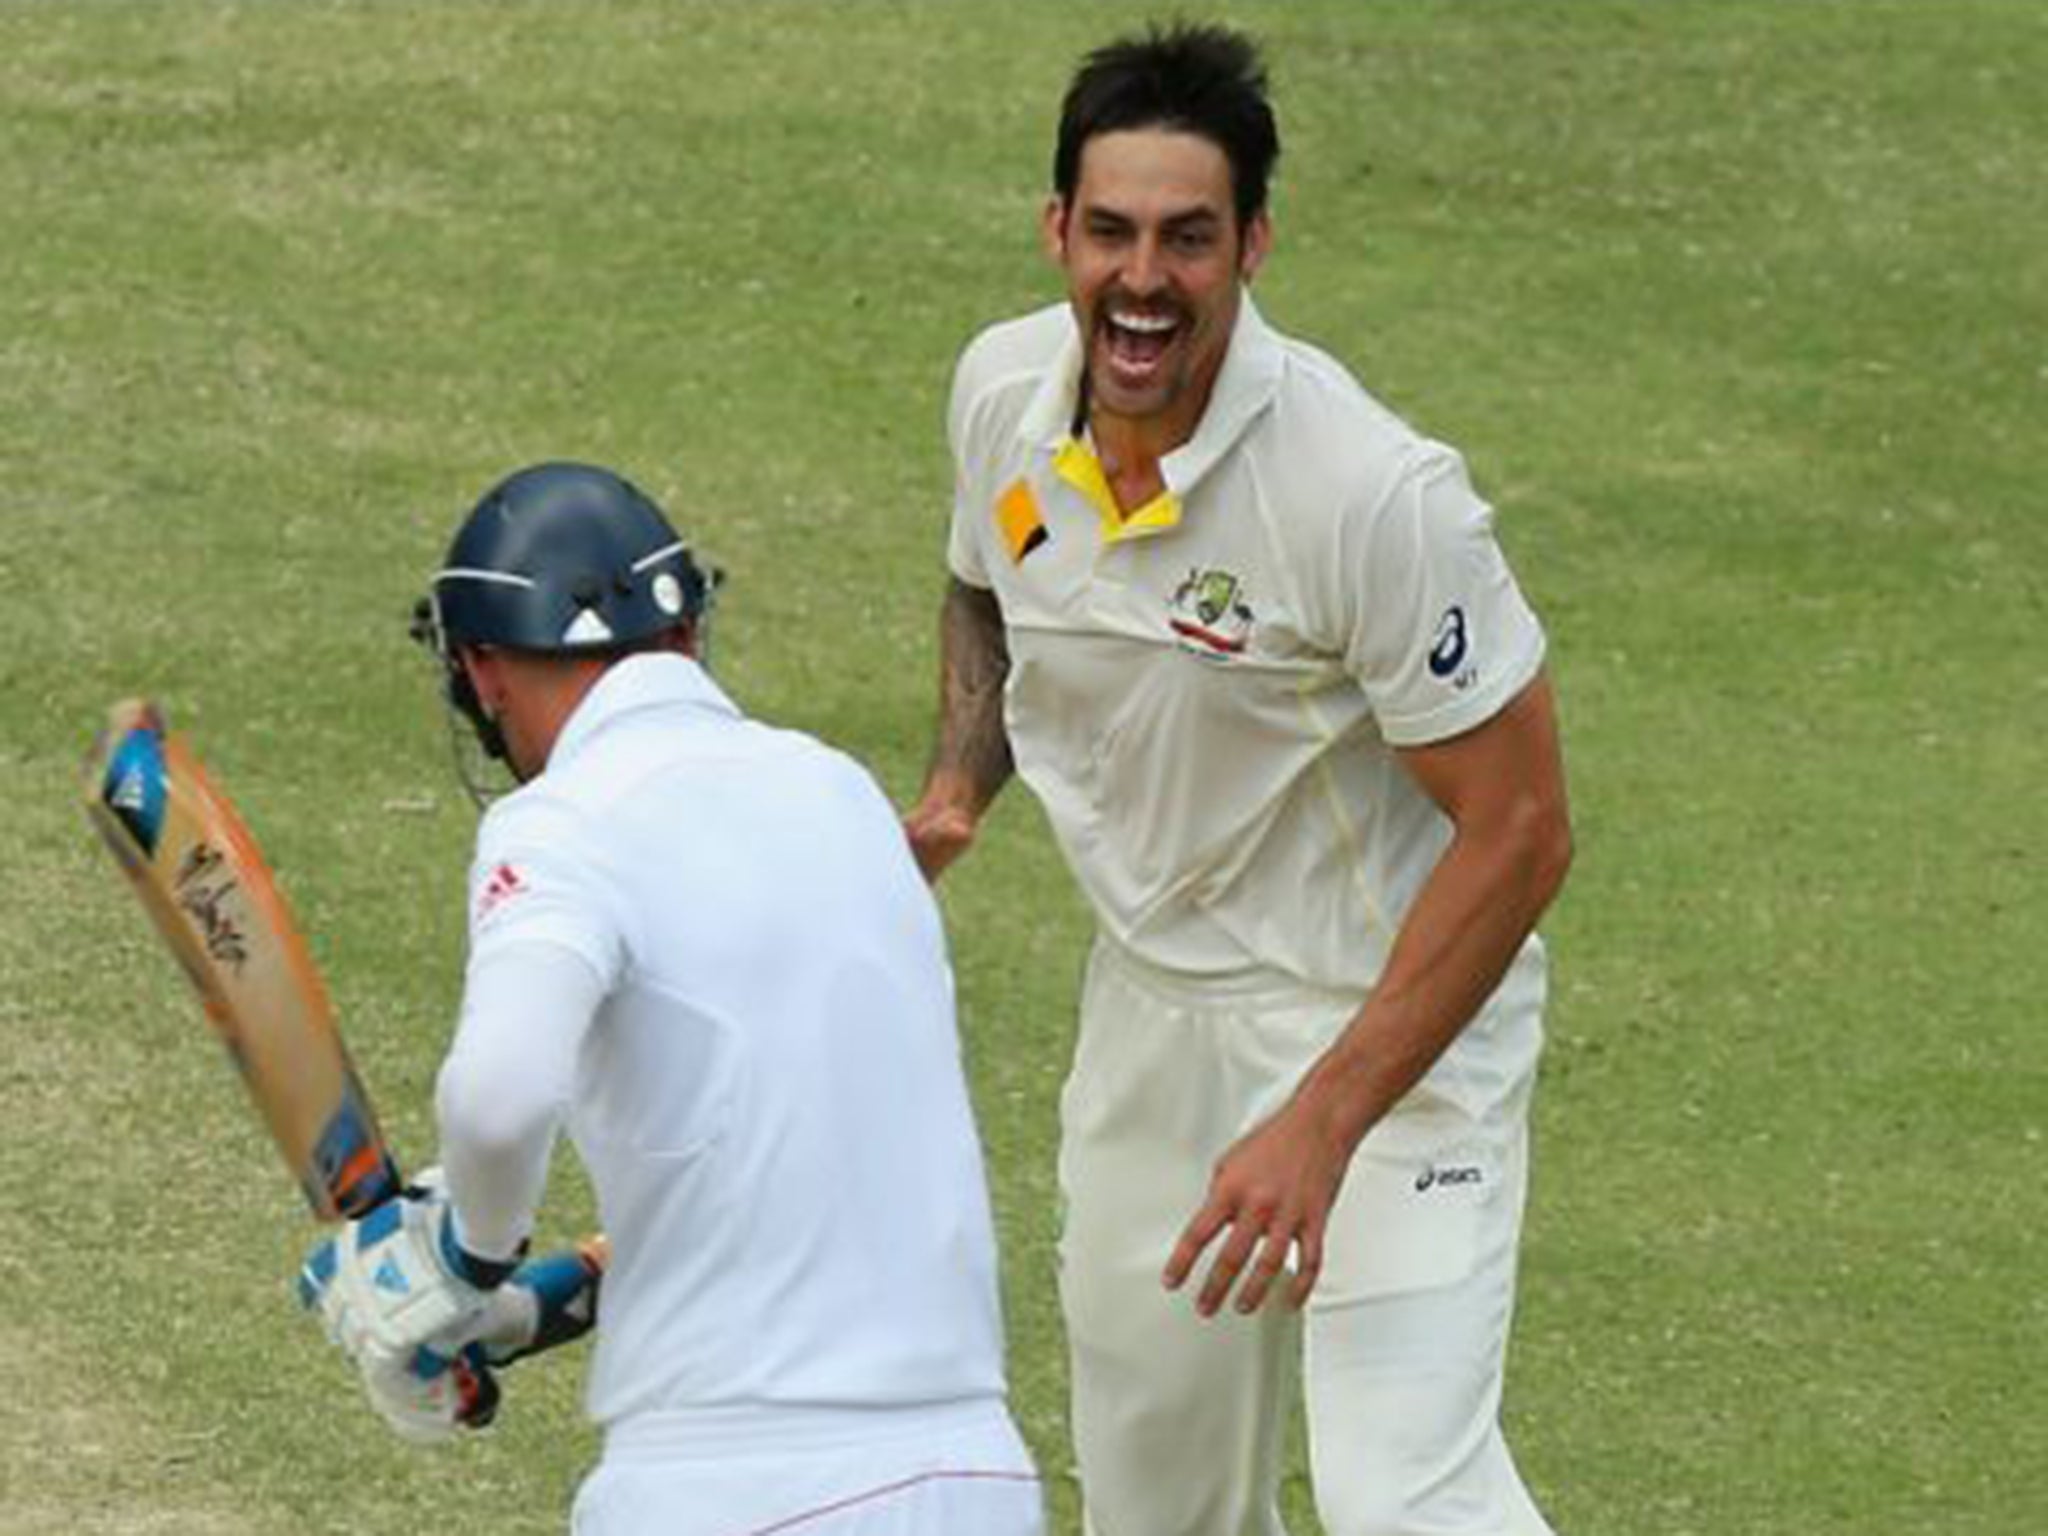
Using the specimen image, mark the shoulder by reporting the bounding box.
[465,779,604,940]
[949,303,1072,434]
[954,302,1073,387]
[1237,323,1477,549]
[476,776,589,863]
[744,726,896,822]
[1268,327,1440,490]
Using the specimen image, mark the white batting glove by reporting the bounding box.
[346,1246,600,1444]
[299,1169,521,1377]
[469,1240,607,1365]
[356,1344,497,1446]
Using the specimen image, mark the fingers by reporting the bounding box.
[1227,1228,1298,1317]
[1195,1214,1266,1317]
[903,806,974,883]
[361,1353,464,1446]
[1286,1223,1326,1310]
[1161,1198,1229,1294]
[1164,1172,1332,1317]
[453,1349,502,1430]
[1166,1192,1311,1318]
[908,837,962,884]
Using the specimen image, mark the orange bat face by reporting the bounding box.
[85,699,401,1221]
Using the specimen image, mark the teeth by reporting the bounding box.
[1110,311,1176,334]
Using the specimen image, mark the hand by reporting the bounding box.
[468,1238,608,1366]
[903,798,977,884]
[1162,1092,1356,1317]
[298,1170,516,1376]
[302,1220,602,1445]
[366,1237,604,1442]
[356,1342,502,1446]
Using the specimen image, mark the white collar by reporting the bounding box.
[547,651,740,771]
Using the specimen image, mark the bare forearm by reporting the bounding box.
[1305,823,1567,1146]
[1302,676,1573,1148]
[1165,677,1570,1313]
[904,578,1013,882]
[1165,814,1567,1315]
[924,576,1014,813]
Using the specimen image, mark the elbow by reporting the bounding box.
[1523,795,1573,913]
[435,1052,559,1165]
[1489,774,1571,916]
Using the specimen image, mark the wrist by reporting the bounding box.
[912,771,987,825]
[1294,1047,1381,1160]
[439,1206,527,1291]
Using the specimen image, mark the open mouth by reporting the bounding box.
[1100,307,1183,385]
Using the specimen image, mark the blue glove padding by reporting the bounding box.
[470,1241,607,1366]
[299,1170,521,1379]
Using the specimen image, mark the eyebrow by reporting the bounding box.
[1080,204,1226,232]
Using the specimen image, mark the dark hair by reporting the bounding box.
[1053,22,1279,229]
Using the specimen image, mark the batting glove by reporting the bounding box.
[352,1242,603,1443]
[299,1168,524,1379]
[468,1239,607,1367]
[350,1341,501,1446]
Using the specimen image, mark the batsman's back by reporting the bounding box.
[471,653,1008,1428]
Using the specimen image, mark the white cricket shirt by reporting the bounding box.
[947,297,1550,1113]
[436,653,1009,1430]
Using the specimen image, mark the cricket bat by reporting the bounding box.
[84,697,402,1219]
[83,698,605,1407]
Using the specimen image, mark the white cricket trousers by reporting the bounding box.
[570,1397,1044,1536]
[1059,940,1558,1536]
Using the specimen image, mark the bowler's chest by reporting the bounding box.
[982,464,1331,680]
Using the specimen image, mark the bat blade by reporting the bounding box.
[84,698,401,1221]
[85,699,609,1398]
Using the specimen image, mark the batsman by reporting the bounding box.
[905,24,1574,1536]
[306,463,1041,1535]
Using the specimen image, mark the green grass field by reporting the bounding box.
[3,2,2042,1531]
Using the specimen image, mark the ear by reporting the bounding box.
[1239,210,1273,284]
[458,646,504,718]
[1041,195,1070,263]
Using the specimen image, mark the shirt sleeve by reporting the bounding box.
[436,794,626,1261]
[465,795,625,979]
[945,342,992,590]
[435,938,609,1262]
[1338,445,1547,747]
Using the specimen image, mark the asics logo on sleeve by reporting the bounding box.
[1427,605,1469,678]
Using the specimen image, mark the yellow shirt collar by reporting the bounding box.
[1053,437,1183,542]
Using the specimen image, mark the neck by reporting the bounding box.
[1085,409,1173,513]
[1077,336,1229,516]
[499,651,612,778]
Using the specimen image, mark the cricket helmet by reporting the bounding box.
[427,461,715,654]
[411,461,720,782]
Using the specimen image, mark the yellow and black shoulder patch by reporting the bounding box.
[995,478,1050,562]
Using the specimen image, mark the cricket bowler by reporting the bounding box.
[905,24,1573,1536]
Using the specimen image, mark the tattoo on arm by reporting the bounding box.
[930,578,1014,809]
